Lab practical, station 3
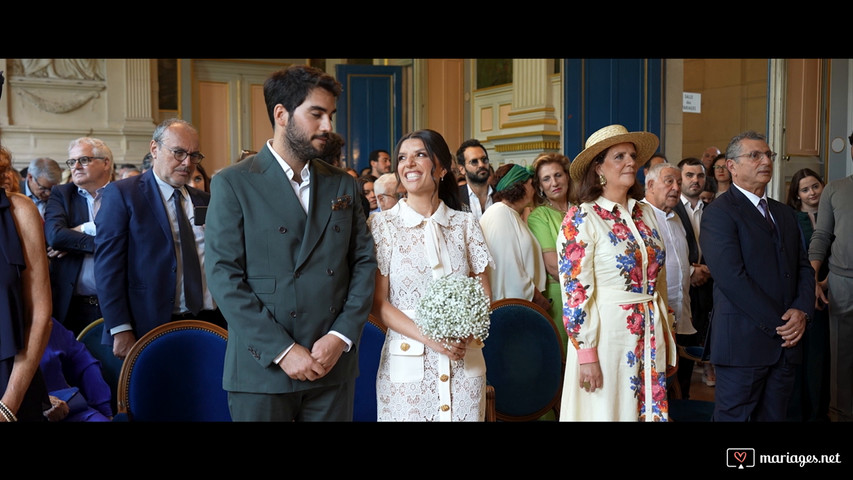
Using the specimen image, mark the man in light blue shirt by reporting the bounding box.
[44,138,113,335]
[21,157,62,219]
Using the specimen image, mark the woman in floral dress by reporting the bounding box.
[369,129,493,421]
[557,125,677,422]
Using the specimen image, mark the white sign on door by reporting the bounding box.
[683,92,701,113]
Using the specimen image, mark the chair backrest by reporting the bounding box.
[116,320,231,421]
[667,348,714,422]
[76,318,123,413]
[353,314,386,422]
[482,298,565,421]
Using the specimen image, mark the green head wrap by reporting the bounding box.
[495,164,534,192]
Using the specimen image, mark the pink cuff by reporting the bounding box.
[576,347,598,364]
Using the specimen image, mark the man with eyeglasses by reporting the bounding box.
[700,130,814,421]
[21,157,62,219]
[456,138,494,221]
[373,173,401,212]
[43,138,114,336]
[809,130,853,422]
[94,118,224,360]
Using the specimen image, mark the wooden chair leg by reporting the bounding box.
[485,385,496,422]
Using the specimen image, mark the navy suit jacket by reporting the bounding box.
[44,182,97,326]
[94,170,209,343]
[699,186,814,367]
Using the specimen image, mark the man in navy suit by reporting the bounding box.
[44,138,115,336]
[94,118,224,359]
[700,131,814,421]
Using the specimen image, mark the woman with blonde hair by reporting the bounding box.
[557,125,676,421]
[528,152,573,349]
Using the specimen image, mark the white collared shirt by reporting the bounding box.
[732,183,774,223]
[465,184,494,221]
[73,182,108,296]
[267,141,311,213]
[645,200,696,335]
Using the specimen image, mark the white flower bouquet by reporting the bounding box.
[415,275,491,342]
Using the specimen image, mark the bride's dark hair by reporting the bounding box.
[392,129,462,211]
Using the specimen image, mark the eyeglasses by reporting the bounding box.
[467,157,490,166]
[734,150,777,162]
[164,146,204,164]
[66,156,106,168]
[32,176,53,193]
[712,165,727,170]
[377,193,404,201]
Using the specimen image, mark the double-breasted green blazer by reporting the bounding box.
[206,146,377,394]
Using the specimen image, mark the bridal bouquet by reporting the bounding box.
[415,275,491,342]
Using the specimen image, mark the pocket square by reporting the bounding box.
[332,194,353,211]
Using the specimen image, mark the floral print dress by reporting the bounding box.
[557,197,677,421]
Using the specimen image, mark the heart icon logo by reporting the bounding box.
[734,451,747,463]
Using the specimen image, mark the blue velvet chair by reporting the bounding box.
[76,318,123,414]
[353,315,386,422]
[482,298,565,421]
[115,320,231,422]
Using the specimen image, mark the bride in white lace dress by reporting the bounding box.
[368,129,493,421]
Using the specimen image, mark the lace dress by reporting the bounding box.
[557,197,677,422]
[368,200,493,421]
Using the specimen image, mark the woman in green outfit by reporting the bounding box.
[527,152,574,350]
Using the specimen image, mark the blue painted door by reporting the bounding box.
[563,58,662,163]
[335,65,403,174]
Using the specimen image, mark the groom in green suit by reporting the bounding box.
[205,65,377,421]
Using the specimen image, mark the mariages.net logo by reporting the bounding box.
[727,448,842,469]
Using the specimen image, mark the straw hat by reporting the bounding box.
[569,124,659,183]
